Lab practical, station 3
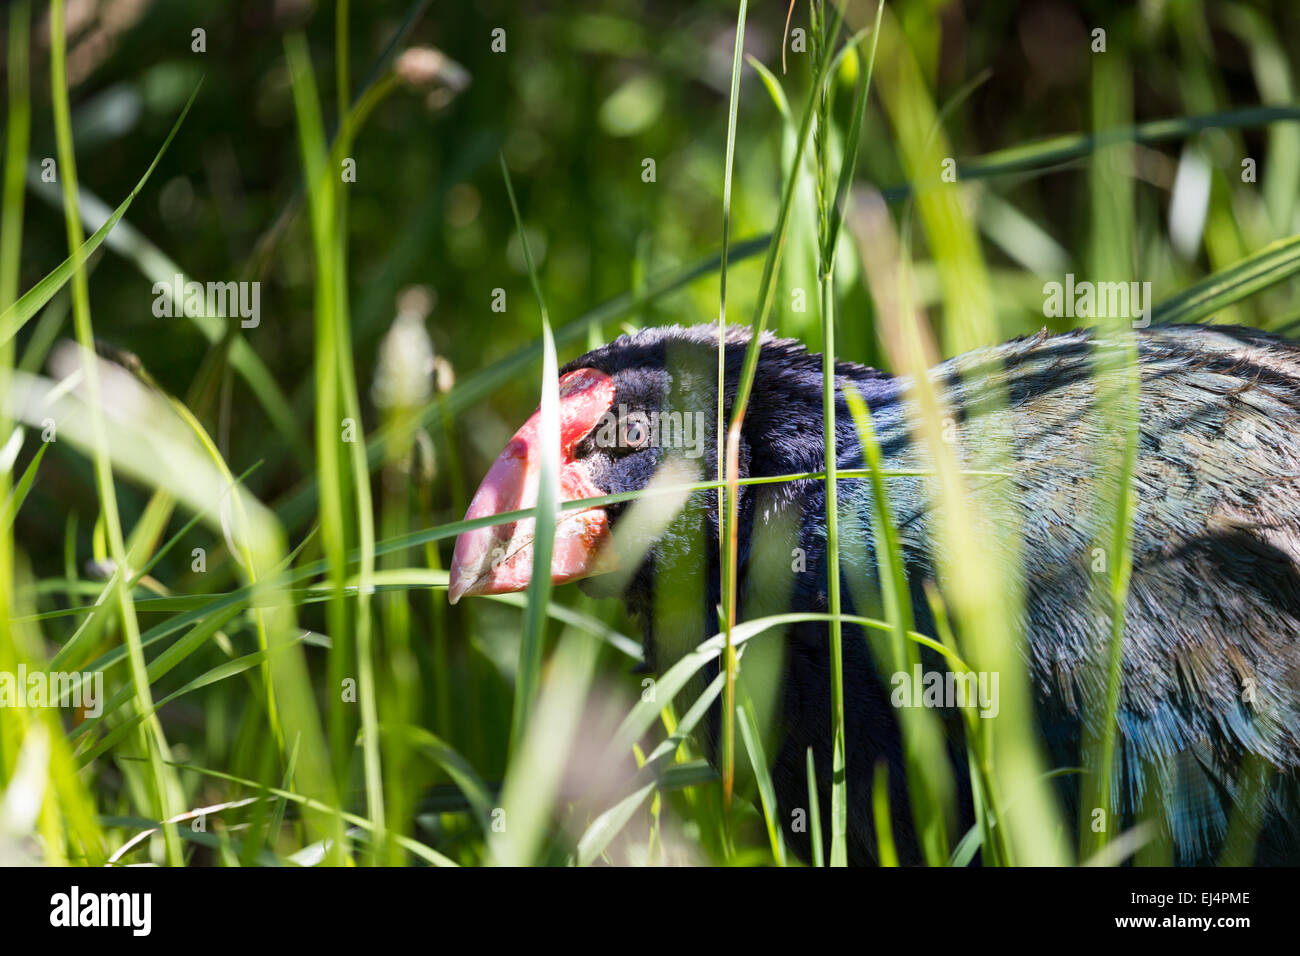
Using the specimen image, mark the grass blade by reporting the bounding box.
[0,83,201,347]
[716,0,749,831]
[736,694,786,865]
[720,0,844,859]
[806,746,824,866]
[285,31,386,856]
[499,153,561,757]
[1153,233,1300,327]
[49,0,182,865]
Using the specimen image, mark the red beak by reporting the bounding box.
[448,368,618,604]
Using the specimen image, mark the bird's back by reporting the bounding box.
[886,324,1300,862]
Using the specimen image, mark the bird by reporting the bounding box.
[447,322,1300,865]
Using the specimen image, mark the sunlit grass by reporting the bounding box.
[2,0,1298,868]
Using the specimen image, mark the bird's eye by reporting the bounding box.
[621,421,649,449]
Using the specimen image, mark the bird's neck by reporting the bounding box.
[742,364,899,478]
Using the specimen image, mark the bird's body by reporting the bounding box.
[450,323,1300,865]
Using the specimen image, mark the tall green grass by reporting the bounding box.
[3,0,1298,867]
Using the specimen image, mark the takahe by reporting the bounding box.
[448,323,1300,865]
